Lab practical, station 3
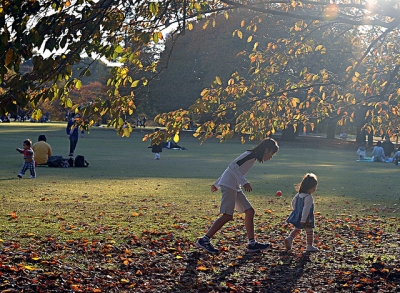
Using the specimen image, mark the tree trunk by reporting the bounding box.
[281,124,296,141]
[326,119,337,139]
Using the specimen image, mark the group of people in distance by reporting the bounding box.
[15,113,84,179]
[196,138,320,254]
[358,135,399,164]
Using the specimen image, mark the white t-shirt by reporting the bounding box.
[213,151,256,191]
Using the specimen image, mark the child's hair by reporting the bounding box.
[249,138,279,162]
[23,139,32,147]
[296,173,318,193]
[376,141,382,146]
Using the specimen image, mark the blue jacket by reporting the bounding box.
[66,119,83,140]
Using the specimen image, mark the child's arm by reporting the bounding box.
[16,148,23,153]
[300,195,313,224]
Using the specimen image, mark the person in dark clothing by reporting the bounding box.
[151,128,162,159]
[381,135,394,159]
[66,114,84,157]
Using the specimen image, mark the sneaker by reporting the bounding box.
[17,174,22,178]
[29,176,36,179]
[284,237,293,250]
[247,241,270,253]
[195,238,219,254]
[306,245,319,252]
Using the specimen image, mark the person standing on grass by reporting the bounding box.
[151,128,163,160]
[16,139,36,179]
[284,173,319,252]
[195,138,279,254]
[66,113,84,157]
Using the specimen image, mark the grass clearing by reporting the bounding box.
[0,123,399,292]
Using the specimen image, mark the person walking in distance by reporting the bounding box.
[16,139,36,179]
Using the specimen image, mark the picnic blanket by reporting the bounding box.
[357,157,393,163]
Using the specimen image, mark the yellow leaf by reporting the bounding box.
[215,76,222,85]
[5,48,13,66]
[247,36,252,42]
[131,212,139,217]
[173,133,180,143]
[24,266,36,271]
[188,23,193,30]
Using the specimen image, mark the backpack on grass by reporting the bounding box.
[75,155,89,167]
[47,155,63,167]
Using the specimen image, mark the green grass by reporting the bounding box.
[0,122,398,243]
[1,123,399,292]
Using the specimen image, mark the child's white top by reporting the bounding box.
[213,151,256,191]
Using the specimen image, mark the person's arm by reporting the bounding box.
[300,195,313,224]
[16,148,23,153]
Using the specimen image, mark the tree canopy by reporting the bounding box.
[1,0,400,141]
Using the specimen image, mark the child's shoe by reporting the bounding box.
[247,241,270,253]
[284,237,293,250]
[17,174,22,178]
[306,245,319,252]
[29,176,36,179]
[195,237,219,254]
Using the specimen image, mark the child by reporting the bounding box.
[195,138,279,254]
[356,144,366,160]
[16,139,36,179]
[285,173,318,252]
[151,128,163,160]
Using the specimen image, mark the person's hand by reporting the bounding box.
[67,134,70,138]
[243,183,252,192]
[211,185,218,192]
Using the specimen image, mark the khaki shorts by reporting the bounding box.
[220,185,253,215]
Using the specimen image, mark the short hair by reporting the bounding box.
[38,134,47,142]
[23,139,32,147]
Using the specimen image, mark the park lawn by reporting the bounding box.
[0,122,398,292]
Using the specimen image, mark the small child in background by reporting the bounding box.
[285,173,318,252]
[356,144,367,160]
[151,128,163,160]
[16,139,36,179]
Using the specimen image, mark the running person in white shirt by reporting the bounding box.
[195,138,279,254]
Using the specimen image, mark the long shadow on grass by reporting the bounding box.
[212,250,311,292]
[174,250,311,292]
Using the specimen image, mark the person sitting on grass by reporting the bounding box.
[32,134,52,165]
[372,141,386,162]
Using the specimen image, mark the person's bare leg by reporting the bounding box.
[205,214,233,238]
[244,208,255,240]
